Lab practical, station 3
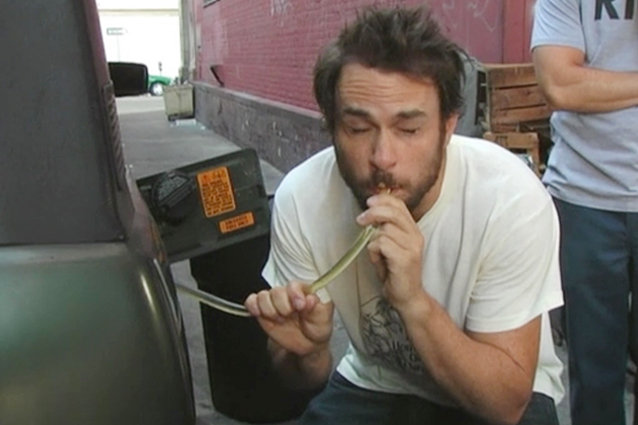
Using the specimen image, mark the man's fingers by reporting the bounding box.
[252,287,293,321]
[255,290,278,319]
[244,283,313,319]
[287,281,311,311]
[367,236,390,282]
[273,285,297,314]
[244,283,335,356]
[244,292,260,316]
[357,195,415,234]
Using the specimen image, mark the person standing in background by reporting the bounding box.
[532,0,638,423]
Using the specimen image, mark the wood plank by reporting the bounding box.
[484,131,539,148]
[489,84,547,111]
[490,104,553,128]
[483,63,537,88]
[520,120,551,133]
[487,122,518,132]
[483,131,541,175]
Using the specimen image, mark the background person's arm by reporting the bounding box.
[533,45,638,113]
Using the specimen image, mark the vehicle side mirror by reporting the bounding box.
[108,62,148,97]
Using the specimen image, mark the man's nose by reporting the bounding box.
[370,129,397,170]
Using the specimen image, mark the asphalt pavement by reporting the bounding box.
[116,95,632,425]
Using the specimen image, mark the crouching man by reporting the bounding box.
[245,6,564,425]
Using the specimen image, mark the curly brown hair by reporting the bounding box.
[313,6,466,135]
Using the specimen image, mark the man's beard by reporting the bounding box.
[334,131,446,215]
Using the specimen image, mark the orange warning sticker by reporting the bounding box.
[219,212,255,234]
[197,166,236,217]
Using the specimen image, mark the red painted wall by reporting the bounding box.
[503,0,536,63]
[195,0,534,111]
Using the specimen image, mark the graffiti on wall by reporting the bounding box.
[441,0,499,34]
[435,0,502,62]
[198,0,511,106]
[271,0,292,16]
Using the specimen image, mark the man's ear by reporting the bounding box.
[444,113,460,142]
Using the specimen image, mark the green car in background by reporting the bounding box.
[148,74,174,96]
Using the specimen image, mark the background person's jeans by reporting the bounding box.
[553,198,638,425]
[299,372,559,425]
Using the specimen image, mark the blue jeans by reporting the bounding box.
[553,198,638,425]
[299,372,559,425]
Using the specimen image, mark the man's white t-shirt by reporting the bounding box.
[262,135,565,406]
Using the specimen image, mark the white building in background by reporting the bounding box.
[96,0,181,79]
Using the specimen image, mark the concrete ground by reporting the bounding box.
[117,95,633,425]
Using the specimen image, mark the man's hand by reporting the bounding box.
[244,282,334,357]
[356,192,425,310]
[244,282,334,390]
[357,192,538,424]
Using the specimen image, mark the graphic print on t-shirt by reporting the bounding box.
[359,295,426,376]
[595,0,636,20]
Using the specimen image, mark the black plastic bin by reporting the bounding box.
[190,233,316,423]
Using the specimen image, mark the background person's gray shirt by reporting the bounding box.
[531,0,638,212]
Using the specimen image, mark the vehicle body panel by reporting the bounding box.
[0,244,192,425]
[0,0,196,423]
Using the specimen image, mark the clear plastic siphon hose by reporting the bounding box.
[177,188,388,317]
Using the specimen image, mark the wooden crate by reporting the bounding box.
[483,131,541,176]
[478,63,551,133]
[477,63,552,175]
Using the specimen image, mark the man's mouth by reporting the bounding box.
[372,183,397,195]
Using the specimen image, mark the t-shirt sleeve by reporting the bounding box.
[261,182,321,289]
[531,0,585,51]
[465,190,563,333]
